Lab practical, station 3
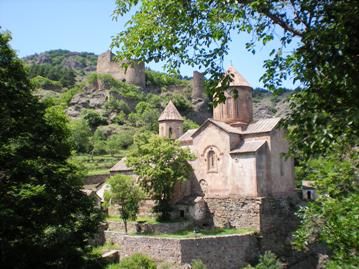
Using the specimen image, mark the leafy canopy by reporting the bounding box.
[126,132,194,219]
[0,31,103,268]
[107,174,145,233]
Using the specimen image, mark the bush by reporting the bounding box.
[191,259,207,269]
[116,253,156,269]
[31,75,62,91]
[58,86,82,106]
[106,131,134,155]
[244,251,282,269]
[183,118,199,132]
[145,69,184,87]
[82,110,107,130]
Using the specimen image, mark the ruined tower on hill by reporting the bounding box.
[96,51,145,88]
[191,71,204,100]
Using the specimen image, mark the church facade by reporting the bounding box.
[111,66,296,229]
[158,67,295,202]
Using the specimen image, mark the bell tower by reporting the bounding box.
[213,66,253,126]
[158,101,184,139]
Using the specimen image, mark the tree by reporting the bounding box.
[107,174,144,234]
[0,32,103,268]
[112,1,358,265]
[68,118,93,153]
[126,132,194,220]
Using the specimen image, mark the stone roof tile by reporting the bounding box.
[158,101,183,121]
[230,140,267,154]
[227,66,252,88]
[110,158,132,172]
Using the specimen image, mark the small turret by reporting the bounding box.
[213,66,253,126]
[158,101,184,139]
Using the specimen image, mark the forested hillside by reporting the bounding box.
[24,50,292,176]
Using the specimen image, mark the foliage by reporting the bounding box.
[183,118,199,132]
[31,75,62,91]
[145,68,185,87]
[82,109,107,130]
[127,132,194,220]
[107,174,145,234]
[106,131,134,156]
[28,63,76,88]
[68,118,93,153]
[113,0,359,265]
[90,242,120,256]
[191,259,207,269]
[244,251,282,269]
[127,102,160,132]
[71,154,121,176]
[293,151,359,267]
[141,227,255,238]
[114,253,156,269]
[0,32,103,268]
[57,85,82,106]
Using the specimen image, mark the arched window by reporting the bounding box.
[207,150,217,172]
[169,127,173,138]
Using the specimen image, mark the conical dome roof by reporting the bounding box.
[158,101,183,121]
[226,66,252,88]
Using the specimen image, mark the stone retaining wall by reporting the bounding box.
[84,174,109,185]
[205,197,262,230]
[104,232,258,269]
[107,220,192,234]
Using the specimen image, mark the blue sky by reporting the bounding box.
[0,0,298,88]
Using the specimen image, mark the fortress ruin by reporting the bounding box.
[96,51,145,89]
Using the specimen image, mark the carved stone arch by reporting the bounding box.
[201,144,222,157]
[202,145,220,173]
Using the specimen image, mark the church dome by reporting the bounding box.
[213,66,253,125]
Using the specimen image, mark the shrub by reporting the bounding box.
[191,259,207,269]
[244,251,282,269]
[183,118,199,132]
[82,110,107,130]
[31,75,62,91]
[117,253,156,269]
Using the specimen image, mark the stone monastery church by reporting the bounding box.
[112,66,296,228]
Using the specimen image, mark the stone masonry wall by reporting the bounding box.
[107,220,192,235]
[205,198,262,230]
[84,174,109,185]
[180,234,258,269]
[104,232,258,269]
[104,232,182,264]
[259,195,301,256]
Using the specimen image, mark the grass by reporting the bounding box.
[132,227,256,238]
[90,242,120,256]
[106,215,171,224]
[72,154,123,176]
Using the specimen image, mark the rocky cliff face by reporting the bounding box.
[24,50,291,123]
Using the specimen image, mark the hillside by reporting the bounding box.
[23,50,292,175]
